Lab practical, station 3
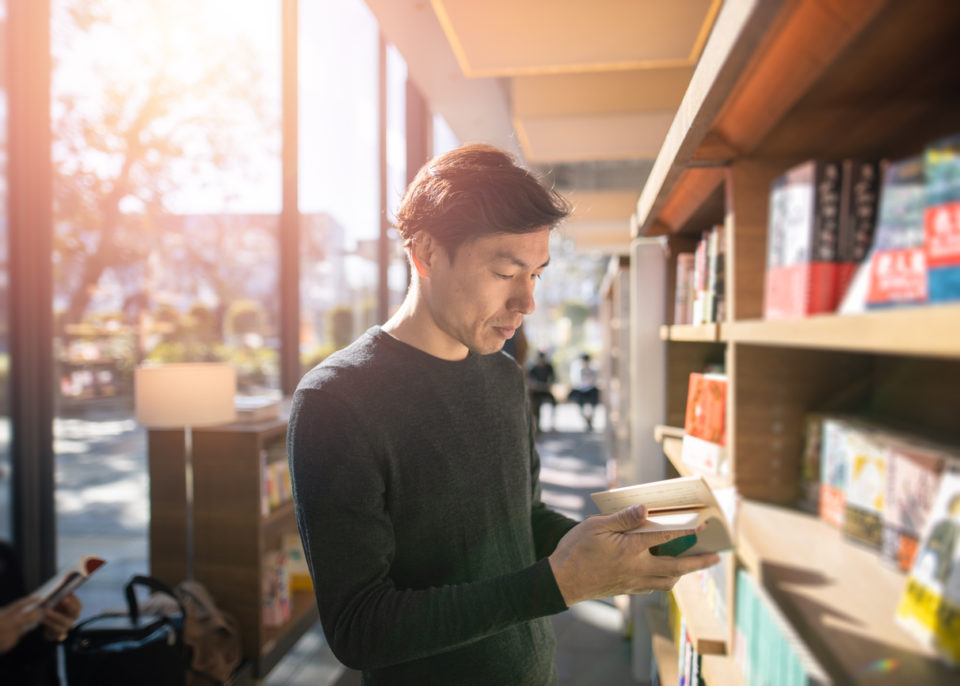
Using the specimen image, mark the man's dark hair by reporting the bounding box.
[394,143,571,256]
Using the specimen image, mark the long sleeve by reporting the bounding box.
[288,386,567,677]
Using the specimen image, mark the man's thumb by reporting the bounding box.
[606,504,647,532]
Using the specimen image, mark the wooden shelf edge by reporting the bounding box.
[670,323,722,342]
[672,573,728,656]
[725,303,960,358]
[701,653,745,686]
[636,0,786,234]
[736,500,957,683]
[656,430,732,492]
[645,606,680,686]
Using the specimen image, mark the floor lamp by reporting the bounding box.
[135,362,236,580]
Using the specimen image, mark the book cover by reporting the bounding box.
[883,438,948,572]
[30,554,106,610]
[896,467,960,666]
[680,373,727,475]
[819,417,850,529]
[764,160,843,319]
[837,160,881,301]
[798,413,826,514]
[674,252,695,325]
[866,155,928,307]
[590,475,734,557]
[924,133,960,302]
[842,428,887,549]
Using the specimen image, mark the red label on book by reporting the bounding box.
[867,248,928,304]
[820,484,845,529]
[764,262,838,319]
[925,201,960,267]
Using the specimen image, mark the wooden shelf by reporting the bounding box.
[645,606,679,686]
[701,654,745,686]
[661,323,722,342]
[724,304,960,359]
[637,0,960,237]
[672,573,727,656]
[655,425,731,492]
[737,501,956,684]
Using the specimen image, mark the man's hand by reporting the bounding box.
[41,593,82,643]
[0,596,43,654]
[548,504,720,606]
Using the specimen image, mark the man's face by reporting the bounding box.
[425,228,550,356]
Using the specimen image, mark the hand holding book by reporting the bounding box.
[547,501,720,607]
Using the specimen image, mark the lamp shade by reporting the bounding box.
[135,363,237,428]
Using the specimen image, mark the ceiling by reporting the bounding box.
[365,0,721,253]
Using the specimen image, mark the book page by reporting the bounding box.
[591,475,714,514]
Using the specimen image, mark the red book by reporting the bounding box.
[764,160,843,319]
[681,373,727,474]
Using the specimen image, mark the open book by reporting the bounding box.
[591,475,734,557]
[31,554,106,610]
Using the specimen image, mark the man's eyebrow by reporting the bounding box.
[493,252,551,270]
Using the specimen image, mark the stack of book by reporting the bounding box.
[764,158,882,319]
[680,372,728,476]
[262,548,292,627]
[673,225,725,325]
[799,414,958,572]
[734,568,830,684]
[260,439,293,515]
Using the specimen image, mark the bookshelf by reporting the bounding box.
[632,0,960,682]
[148,409,318,679]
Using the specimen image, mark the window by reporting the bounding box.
[50,0,282,603]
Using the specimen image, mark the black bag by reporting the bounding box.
[64,575,191,686]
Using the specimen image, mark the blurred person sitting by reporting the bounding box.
[567,353,600,431]
[1,542,82,686]
[527,351,556,433]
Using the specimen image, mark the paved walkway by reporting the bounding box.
[56,400,639,685]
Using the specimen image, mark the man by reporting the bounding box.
[568,353,600,431]
[527,351,557,433]
[288,143,718,685]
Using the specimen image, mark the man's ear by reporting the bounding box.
[410,232,439,279]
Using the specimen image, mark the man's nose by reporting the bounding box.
[510,279,536,314]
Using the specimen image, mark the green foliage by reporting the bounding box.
[226,299,266,337]
[327,306,355,351]
[561,301,591,328]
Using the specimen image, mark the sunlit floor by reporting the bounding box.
[54,399,640,685]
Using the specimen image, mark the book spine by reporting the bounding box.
[837,160,881,300]
[924,134,960,302]
[810,161,843,312]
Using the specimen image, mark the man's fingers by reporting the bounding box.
[629,527,697,550]
[602,505,647,532]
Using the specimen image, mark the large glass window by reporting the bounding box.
[0,0,9,542]
[385,44,408,315]
[50,0,281,609]
[299,0,379,371]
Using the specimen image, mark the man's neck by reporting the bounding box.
[383,292,470,361]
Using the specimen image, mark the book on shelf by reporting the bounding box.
[798,413,827,514]
[262,549,292,627]
[924,133,960,303]
[680,373,727,475]
[764,159,843,320]
[674,252,695,325]
[866,155,928,308]
[30,554,106,611]
[837,159,881,302]
[282,533,313,592]
[735,568,830,685]
[819,416,853,529]
[842,428,888,550]
[234,395,281,423]
[884,437,951,572]
[896,465,960,666]
[590,475,734,557]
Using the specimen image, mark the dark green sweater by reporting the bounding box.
[288,327,577,685]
